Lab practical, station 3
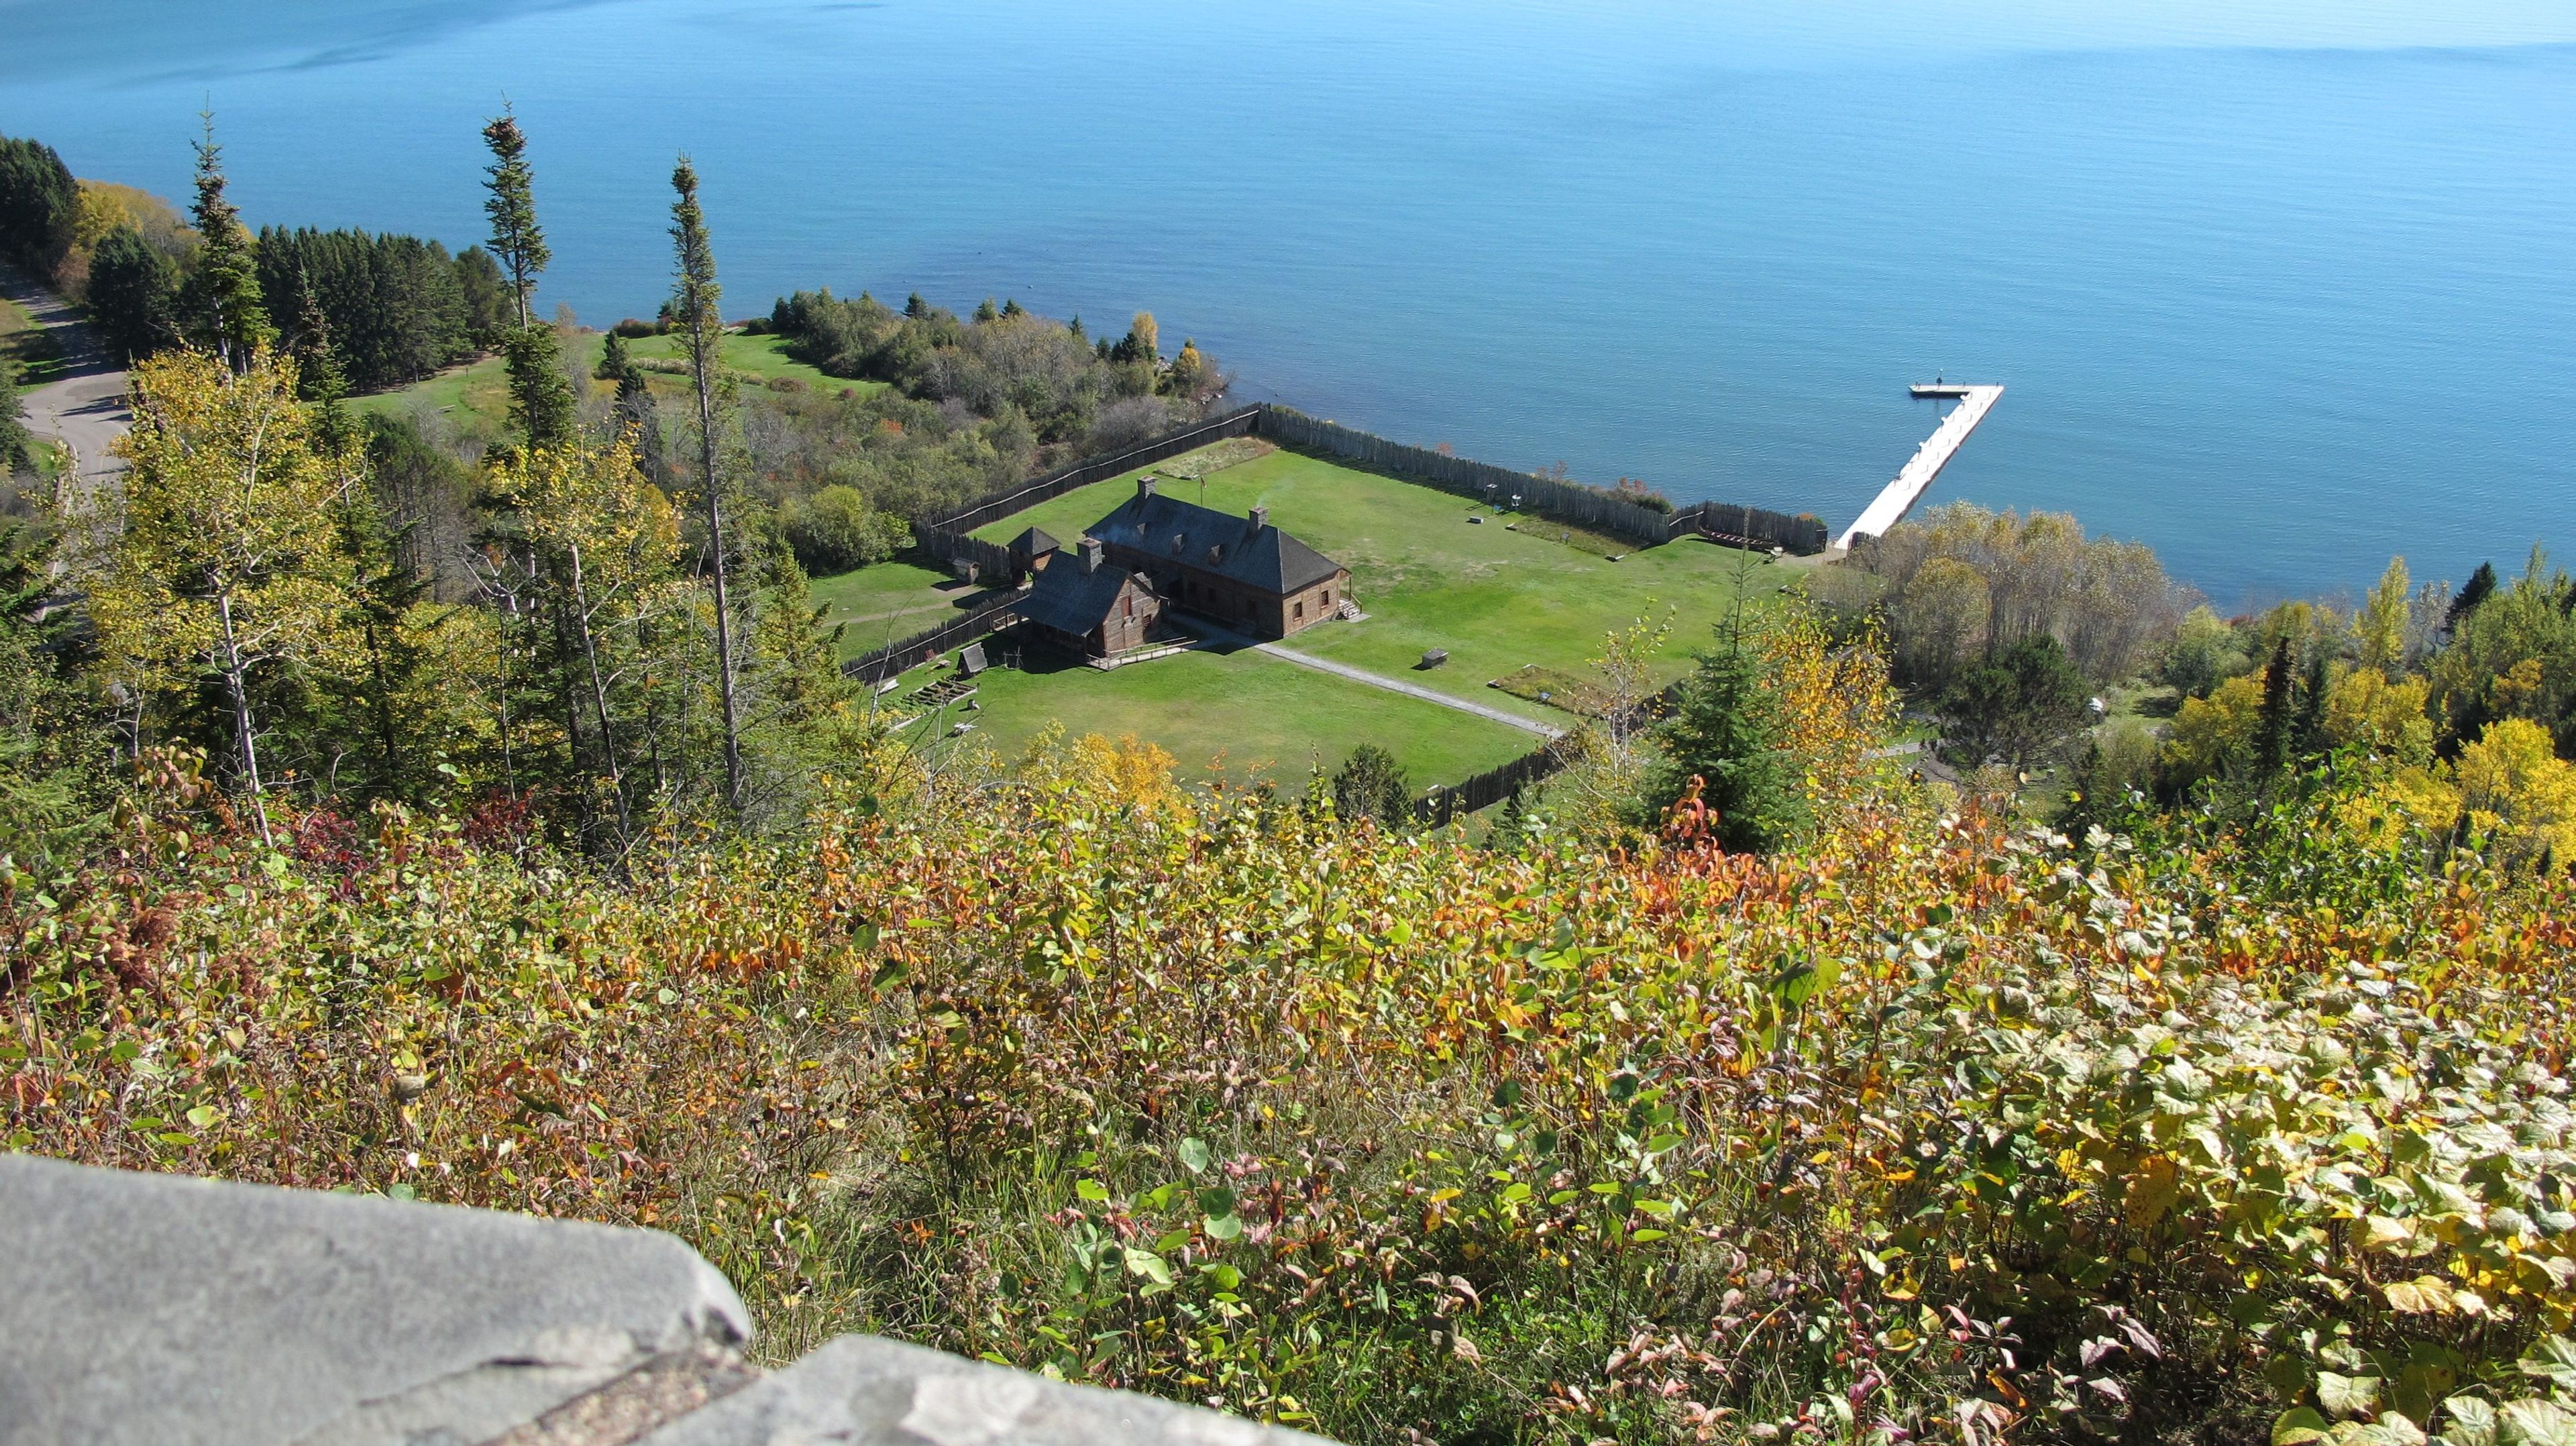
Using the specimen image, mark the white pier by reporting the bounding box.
[1831,383,2004,552]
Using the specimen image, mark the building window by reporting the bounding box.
[1322,588,1332,606]
[1294,601,1305,620]
[1124,595,1134,618]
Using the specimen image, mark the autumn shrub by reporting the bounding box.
[6,695,2576,1445]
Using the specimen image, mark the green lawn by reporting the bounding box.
[810,559,1001,657]
[350,331,880,431]
[0,292,65,385]
[973,444,1804,726]
[903,643,1533,787]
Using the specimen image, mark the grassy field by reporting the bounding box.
[809,559,1002,656]
[973,444,1805,727]
[899,642,1534,787]
[350,331,880,431]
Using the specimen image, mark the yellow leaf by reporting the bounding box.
[2126,1155,2182,1228]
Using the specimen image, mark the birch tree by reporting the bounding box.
[91,351,347,841]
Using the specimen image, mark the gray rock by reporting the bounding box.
[0,1154,749,1446]
[633,1335,1330,1446]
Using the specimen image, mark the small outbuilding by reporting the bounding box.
[1017,538,1161,659]
[1006,526,1061,581]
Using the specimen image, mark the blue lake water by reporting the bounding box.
[5,0,2572,604]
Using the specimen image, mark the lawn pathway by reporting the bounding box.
[1179,619,1564,740]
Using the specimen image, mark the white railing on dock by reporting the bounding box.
[1833,384,2004,552]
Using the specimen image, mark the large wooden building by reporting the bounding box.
[1085,479,1351,640]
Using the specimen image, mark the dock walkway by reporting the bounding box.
[1833,384,2003,551]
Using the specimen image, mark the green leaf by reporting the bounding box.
[2322,1376,2385,1423]
[184,1105,218,1129]
[2444,1396,2498,1446]
[1075,1179,1110,1203]
[1203,1213,1243,1241]
[1177,1137,1210,1175]
[1122,1247,1173,1286]
[1195,1186,1236,1217]
[2500,1402,2576,1446]
[2275,1408,2334,1446]
[2522,1337,2576,1394]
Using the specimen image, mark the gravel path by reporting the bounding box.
[1174,617,1566,739]
[3,267,128,492]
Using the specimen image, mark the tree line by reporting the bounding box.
[3,112,871,869]
[1,126,513,386]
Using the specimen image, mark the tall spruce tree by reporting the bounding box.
[182,115,272,372]
[478,109,572,447]
[2254,636,2296,774]
[669,156,745,815]
[1649,614,1804,852]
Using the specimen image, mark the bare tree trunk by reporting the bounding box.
[690,335,745,816]
[215,592,272,846]
[564,543,633,853]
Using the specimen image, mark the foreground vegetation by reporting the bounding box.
[8,638,2576,1445]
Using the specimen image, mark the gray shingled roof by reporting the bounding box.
[1007,526,1059,561]
[1018,557,1148,637]
[1084,493,1342,594]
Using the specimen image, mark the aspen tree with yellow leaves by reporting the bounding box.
[89,351,347,840]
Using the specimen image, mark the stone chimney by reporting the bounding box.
[1138,476,1158,500]
[1079,537,1104,574]
[1248,505,1269,534]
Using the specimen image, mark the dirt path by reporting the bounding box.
[3,268,128,492]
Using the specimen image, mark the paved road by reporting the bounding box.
[3,268,128,492]
[1179,618,1565,739]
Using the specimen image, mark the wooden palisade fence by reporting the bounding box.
[1415,679,1688,826]
[843,591,1023,687]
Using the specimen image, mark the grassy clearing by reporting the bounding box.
[0,292,66,386]
[973,444,1807,726]
[808,560,1001,658]
[902,641,1534,787]
[349,331,881,432]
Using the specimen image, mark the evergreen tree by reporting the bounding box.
[1939,634,2090,768]
[2254,636,2296,774]
[669,155,747,816]
[286,266,350,417]
[85,225,178,362]
[972,297,998,323]
[180,114,272,372]
[2294,651,2330,759]
[479,109,573,448]
[1332,744,1412,828]
[0,134,78,277]
[596,329,633,382]
[1648,620,1803,852]
[2447,561,2498,636]
[1488,785,1534,852]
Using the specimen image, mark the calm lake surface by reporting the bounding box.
[5,0,2572,602]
